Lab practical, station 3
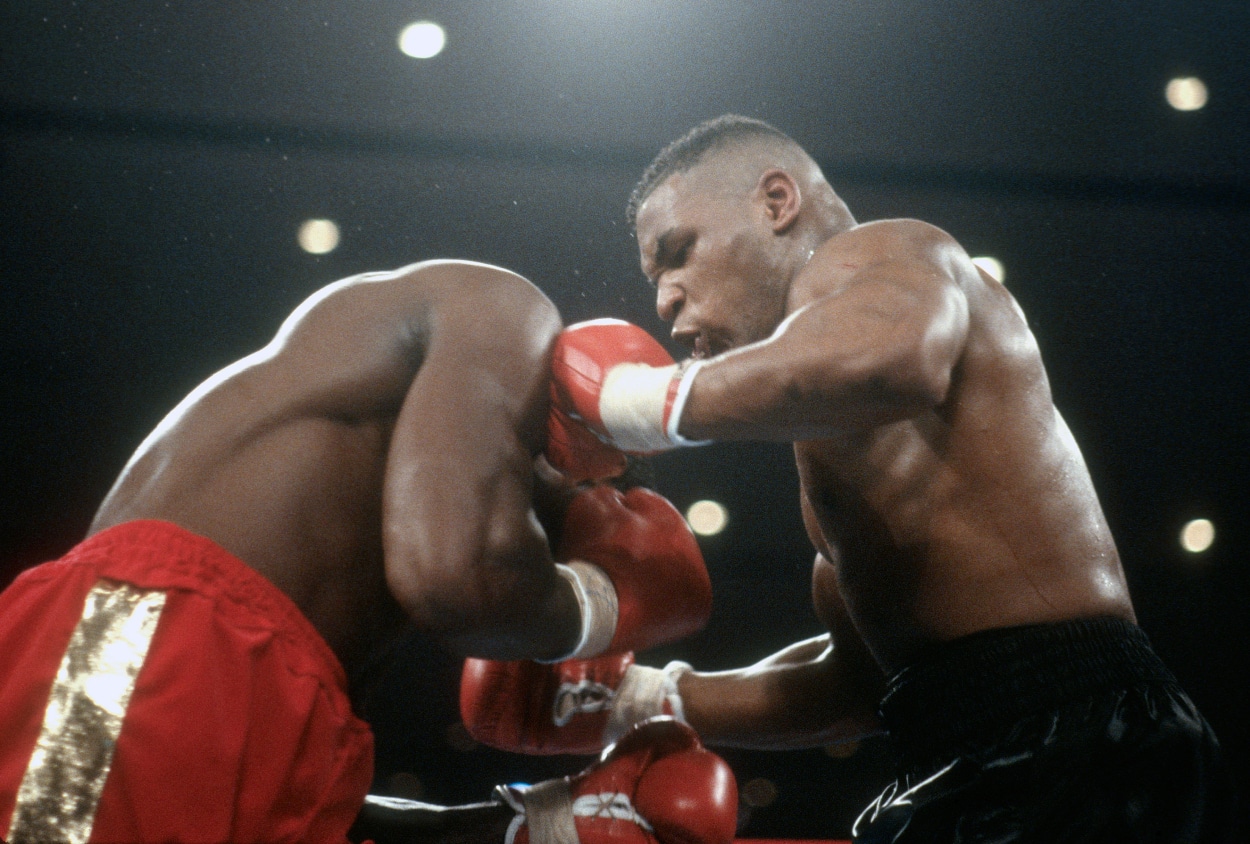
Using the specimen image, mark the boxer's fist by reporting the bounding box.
[561,485,711,656]
[546,391,629,484]
[551,319,707,454]
[461,652,632,755]
[460,654,690,755]
[500,718,737,844]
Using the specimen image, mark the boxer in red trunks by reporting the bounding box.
[0,259,733,844]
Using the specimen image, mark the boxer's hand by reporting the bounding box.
[498,718,737,844]
[551,319,708,454]
[556,485,711,659]
[546,394,630,485]
[460,654,691,755]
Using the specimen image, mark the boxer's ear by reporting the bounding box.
[757,168,801,234]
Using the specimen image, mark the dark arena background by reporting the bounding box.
[2,2,1247,838]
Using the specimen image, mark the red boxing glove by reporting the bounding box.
[460,653,691,755]
[545,387,629,484]
[499,718,738,844]
[551,319,709,455]
[556,485,711,658]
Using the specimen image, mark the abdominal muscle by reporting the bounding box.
[797,408,1135,675]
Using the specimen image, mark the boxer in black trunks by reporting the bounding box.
[523,115,1240,842]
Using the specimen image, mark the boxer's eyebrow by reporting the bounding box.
[643,229,678,284]
[653,230,676,265]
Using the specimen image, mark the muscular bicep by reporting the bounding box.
[680,221,971,440]
[383,350,544,585]
[378,266,573,652]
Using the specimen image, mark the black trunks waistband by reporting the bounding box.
[878,616,1180,763]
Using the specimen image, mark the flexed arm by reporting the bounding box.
[554,221,973,449]
[380,261,711,664]
[380,261,579,661]
[681,221,973,441]
[461,552,886,754]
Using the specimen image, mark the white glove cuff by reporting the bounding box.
[602,660,692,746]
[537,563,619,663]
[599,362,679,452]
[660,659,693,723]
[665,360,711,447]
[500,777,653,844]
[500,779,578,844]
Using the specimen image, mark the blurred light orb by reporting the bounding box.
[298,218,340,254]
[686,500,728,536]
[399,22,446,59]
[1180,519,1215,554]
[971,256,1005,283]
[1166,77,1208,111]
[741,777,779,808]
[386,771,425,800]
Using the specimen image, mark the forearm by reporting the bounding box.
[676,349,904,443]
[678,295,956,443]
[384,430,584,662]
[676,635,884,750]
[418,553,583,662]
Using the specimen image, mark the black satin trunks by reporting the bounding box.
[852,617,1240,843]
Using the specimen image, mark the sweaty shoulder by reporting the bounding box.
[788,219,971,312]
[279,259,553,349]
[257,259,560,420]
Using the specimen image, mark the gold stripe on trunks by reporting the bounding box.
[6,580,166,844]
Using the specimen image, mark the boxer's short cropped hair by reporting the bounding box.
[627,114,797,231]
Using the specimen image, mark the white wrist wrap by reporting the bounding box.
[503,779,578,844]
[666,360,709,447]
[501,778,653,844]
[661,660,693,723]
[602,660,691,745]
[598,362,678,452]
[538,563,618,663]
[599,360,711,451]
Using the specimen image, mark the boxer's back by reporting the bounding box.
[90,261,553,672]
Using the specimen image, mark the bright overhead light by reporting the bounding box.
[298,219,340,255]
[686,500,728,536]
[399,21,446,59]
[1166,77,1208,112]
[971,256,1005,283]
[1179,519,1215,554]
